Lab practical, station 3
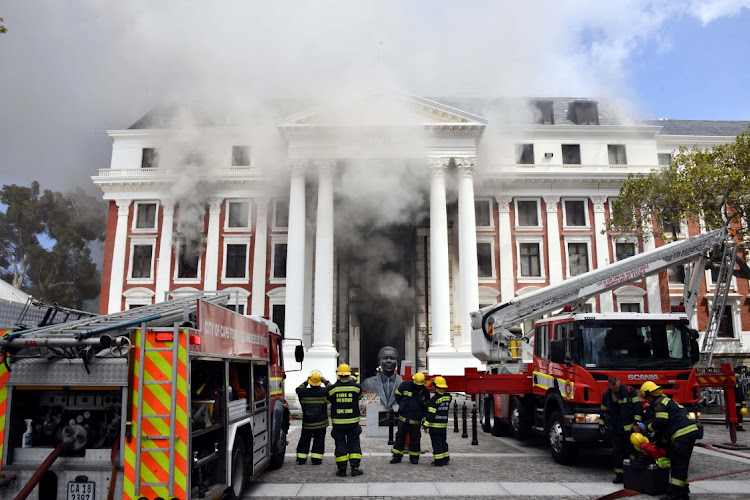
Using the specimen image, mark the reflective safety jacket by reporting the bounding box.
[735,382,747,408]
[646,395,699,443]
[424,392,452,429]
[296,380,331,430]
[599,384,642,434]
[325,379,363,426]
[395,380,430,425]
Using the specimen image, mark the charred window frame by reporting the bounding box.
[534,100,554,124]
[608,145,627,165]
[141,148,158,169]
[568,101,599,125]
[515,144,535,164]
[176,240,201,280]
[562,144,581,165]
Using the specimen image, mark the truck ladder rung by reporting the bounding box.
[143,435,175,441]
[141,482,170,487]
[142,447,170,453]
[144,381,172,385]
[144,347,173,352]
[142,414,172,419]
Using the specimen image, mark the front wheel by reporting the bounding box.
[227,437,247,500]
[548,410,578,465]
[510,397,531,441]
[488,397,510,437]
[269,425,287,470]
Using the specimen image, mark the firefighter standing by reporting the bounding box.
[640,381,700,500]
[295,371,331,465]
[390,372,430,464]
[423,376,452,466]
[325,363,364,477]
[599,376,642,483]
[734,368,747,431]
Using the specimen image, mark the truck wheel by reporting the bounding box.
[228,437,247,499]
[488,398,510,437]
[269,425,287,470]
[481,397,491,433]
[510,397,531,441]
[548,410,578,465]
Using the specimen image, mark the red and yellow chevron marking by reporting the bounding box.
[124,330,189,500]
[0,332,9,471]
[697,374,736,388]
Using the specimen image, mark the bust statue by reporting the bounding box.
[362,346,402,409]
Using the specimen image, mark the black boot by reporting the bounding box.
[390,455,402,464]
[296,458,306,465]
[336,467,347,477]
[410,455,419,464]
[311,459,322,465]
[613,472,624,484]
[351,467,363,476]
[431,459,444,466]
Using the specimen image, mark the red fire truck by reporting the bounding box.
[443,227,739,463]
[0,294,302,500]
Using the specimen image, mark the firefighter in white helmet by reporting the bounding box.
[325,363,364,477]
[423,376,452,466]
[390,371,430,464]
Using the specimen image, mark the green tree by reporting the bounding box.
[0,182,106,309]
[608,129,750,278]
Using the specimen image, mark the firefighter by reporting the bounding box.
[423,376,452,466]
[295,371,331,465]
[390,371,430,464]
[599,376,642,483]
[734,367,746,431]
[325,363,364,477]
[640,381,700,500]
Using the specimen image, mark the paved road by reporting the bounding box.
[245,418,750,499]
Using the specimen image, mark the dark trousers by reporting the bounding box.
[669,435,696,498]
[296,427,326,463]
[393,421,421,462]
[331,424,362,469]
[611,432,629,473]
[429,428,449,463]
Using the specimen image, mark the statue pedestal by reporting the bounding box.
[364,396,397,438]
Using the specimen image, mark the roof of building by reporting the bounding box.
[639,119,750,136]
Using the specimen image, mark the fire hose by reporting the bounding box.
[13,441,73,500]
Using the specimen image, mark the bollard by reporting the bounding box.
[387,409,395,446]
[462,401,468,438]
[453,401,459,433]
[471,403,479,445]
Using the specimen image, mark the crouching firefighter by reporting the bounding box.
[326,363,364,477]
[296,370,331,464]
[423,376,452,466]
[640,381,701,500]
[391,372,430,464]
[599,376,642,483]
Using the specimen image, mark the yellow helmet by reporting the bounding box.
[640,381,663,397]
[434,376,448,389]
[413,372,426,385]
[308,371,322,386]
[630,432,649,452]
[742,408,748,416]
[337,363,351,376]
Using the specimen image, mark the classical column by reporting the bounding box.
[496,195,515,303]
[154,202,175,303]
[107,199,131,313]
[284,162,306,344]
[591,196,613,312]
[312,160,336,351]
[544,196,563,284]
[203,198,223,291]
[251,198,269,315]
[428,158,453,353]
[456,157,479,352]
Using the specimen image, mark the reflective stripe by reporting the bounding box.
[409,450,420,456]
[302,420,329,430]
[398,415,421,425]
[310,453,323,459]
[327,386,361,395]
[427,407,437,413]
[297,453,308,459]
[335,455,349,463]
[403,391,413,397]
[598,420,605,426]
[427,422,447,428]
[434,451,449,459]
[614,467,623,473]
[349,453,362,460]
[634,416,642,422]
[392,449,404,455]
[300,397,327,404]
[671,424,698,442]
[600,405,609,411]
[670,477,689,487]
[332,417,361,425]
[656,412,669,419]
[631,396,642,403]
[623,424,633,431]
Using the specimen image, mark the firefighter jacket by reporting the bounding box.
[646,395,700,443]
[395,380,430,425]
[599,384,642,433]
[424,392,452,429]
[735,382,747,408]
[325,379,363,426]
[296,380,331,430]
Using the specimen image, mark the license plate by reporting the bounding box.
[67,481,95,500]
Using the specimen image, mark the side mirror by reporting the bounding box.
[550,340,565,364]
[295,344,305,363]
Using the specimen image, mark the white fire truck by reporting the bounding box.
[0,294,303,500]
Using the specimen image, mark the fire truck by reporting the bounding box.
[0,294,303,500]
[442,227,740,464]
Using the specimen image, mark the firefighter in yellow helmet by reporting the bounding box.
[390,371,430,464]
[325,363,364,476]
[734,367,746,431]
[295,371,331,465]
[599,376,642,483]
[423,376,452,466]
[640,381,701,500]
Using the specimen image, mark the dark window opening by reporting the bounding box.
[658,153,672,166]
[275,201,289,227]
[228,202,250,228]
[141,148,158,169]
[564,200,586,226]
[615,242,636,261]
[177,241,200,278]
[132,245,153,278]
[717,305,735,338]
[534,100,555,124]
[568,242,589,276]
[608,145,627,165]
[520,243,541,277]
[226,304,246,315]
[562,144,581,165]
[225,244,247,278]
[515,144,535,164]
[232,145,251,166]
[272,304,286,337]
[273,243,288,278]
[668,265,686,285]
[136,203,157,229]
[517,200,539,226]
[477,242,493,277]
[475,200,491,227]
[568,101,599,125]
[620,303,641,313]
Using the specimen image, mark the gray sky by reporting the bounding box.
[1,1,749,192]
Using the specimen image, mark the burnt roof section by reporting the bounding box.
[640,119,750,136]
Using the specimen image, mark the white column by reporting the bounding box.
[312,160,336,351]
[251,198,269,316]
[428,158,453,355]
[284,162,306,344]
[107,199,131,313]
[544,196,563,284]
[203,198,223,291]
[457,157,479,352]
[154,202,175,303]
[496,195,515,302]
[591,196,613,312]
[643,234,663,313]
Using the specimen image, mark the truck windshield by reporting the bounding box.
[578,320,692,369]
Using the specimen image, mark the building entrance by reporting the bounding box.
[360,312,405,379]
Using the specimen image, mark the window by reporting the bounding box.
[564,200,587,227]
[534,324,550,360]
[620,303,641,313]
[227,201,250,228]
[131,245,153,279]
[534,100,554,124]
[516,200,539,227]
[515,144,534,164]
[274,201,289,228]
[668,265,686,285]
[176,241,200,279]
[477,242,493,278]
[562,144,581,165]
[141,148,158,169]
[474,200,491,227]
[615,242,636,261]
[568,242,589,276]
[226,304,246,315]
[519,243,541,277]
[608,145,627,165]
[272,304,286,337]
[134,202,157,230]
[717,305,735,338]
[232,145,251,166]
[225,244,247,278]
[273,243,288,279]
[658,153,672,166]
[568,101,599,125]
